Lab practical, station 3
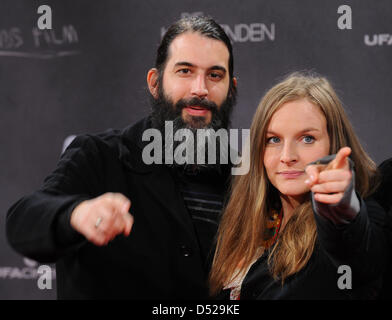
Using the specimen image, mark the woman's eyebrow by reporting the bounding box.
[300,128,320,133]
[266,128,320,135]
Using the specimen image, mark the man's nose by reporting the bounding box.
[191,75,208,98]
[280,142,298,164]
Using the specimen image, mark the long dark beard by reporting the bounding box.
[149,85,235,174]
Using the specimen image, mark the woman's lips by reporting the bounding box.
[278,171,304,179]
[184,106,210,116]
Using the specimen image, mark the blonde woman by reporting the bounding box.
[209,72,388,299]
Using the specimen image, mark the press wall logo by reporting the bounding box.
[0,4,79,59]
[220,23,275,43]
[160,12,275,43]
[0,257,56,287]
[364,34,392,46]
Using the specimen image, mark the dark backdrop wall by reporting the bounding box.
[1,0,391,299]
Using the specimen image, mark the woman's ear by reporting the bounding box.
[147,68,159,99]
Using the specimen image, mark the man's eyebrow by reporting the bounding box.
[173,62,227,73]
[174,61,194,68]
[209,65,227,73]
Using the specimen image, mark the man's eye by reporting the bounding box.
[209,72,223,80]
[267,136,280,144]
[177,68,191,74]
[303,135,315,144]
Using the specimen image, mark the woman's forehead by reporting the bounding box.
[267,99,326,133]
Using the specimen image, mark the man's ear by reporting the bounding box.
[232,77,237,88]
[230,76,238,96]
[147,68,159,99]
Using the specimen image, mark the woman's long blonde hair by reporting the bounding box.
[209,72,379,296]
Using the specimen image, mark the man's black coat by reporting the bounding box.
[6,117,231,299]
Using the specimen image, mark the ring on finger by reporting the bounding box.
[95,216,103,228]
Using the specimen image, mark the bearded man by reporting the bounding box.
[6,16,237,299]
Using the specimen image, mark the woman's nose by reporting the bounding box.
[280,143,298,164]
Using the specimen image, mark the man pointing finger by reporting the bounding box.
[6,16,237,299]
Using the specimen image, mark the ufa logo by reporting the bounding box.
[364,34,392,46]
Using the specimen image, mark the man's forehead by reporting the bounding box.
[166,32,230,69]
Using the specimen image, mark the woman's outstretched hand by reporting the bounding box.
[305,147,352,205]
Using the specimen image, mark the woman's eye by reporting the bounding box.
[267,136,280,144]
[303,135,315,144]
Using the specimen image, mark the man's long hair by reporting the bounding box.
[155,16,236,97]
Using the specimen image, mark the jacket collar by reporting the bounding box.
[118,116,201,246]
[119,117,155,174]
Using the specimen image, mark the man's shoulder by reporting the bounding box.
[66,117,151,154]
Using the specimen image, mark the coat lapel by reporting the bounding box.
[119,117,198,243]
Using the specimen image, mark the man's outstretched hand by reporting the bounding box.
[70,193,133,246]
